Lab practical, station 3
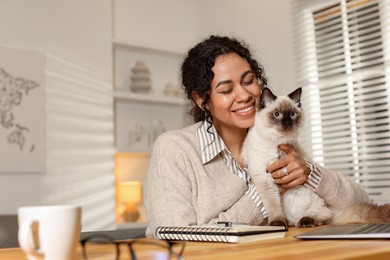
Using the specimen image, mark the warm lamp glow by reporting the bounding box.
[118,181,142,222]
[119,181,142,204]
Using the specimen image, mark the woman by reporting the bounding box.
[144,35,369,237]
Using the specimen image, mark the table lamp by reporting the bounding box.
[118,181,142,222]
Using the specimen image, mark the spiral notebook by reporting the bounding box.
[155,224,287,243]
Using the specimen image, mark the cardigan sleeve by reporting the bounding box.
[309,163,370,209]
[144,130,266,238]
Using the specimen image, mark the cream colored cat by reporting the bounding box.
[243,87,390,227]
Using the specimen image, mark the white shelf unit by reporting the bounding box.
[112,38,189,153]
[113,37,185,57]
[113,90,186,106]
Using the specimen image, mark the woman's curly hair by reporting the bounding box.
[181,35,268,122]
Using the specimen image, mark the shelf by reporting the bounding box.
[113,37,184,57]
[113,90,186,106]
[112,37,187,153]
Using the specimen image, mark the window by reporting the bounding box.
[292,0,390,204]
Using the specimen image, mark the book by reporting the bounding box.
[155,224,287,243]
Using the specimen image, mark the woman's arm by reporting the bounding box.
[309,163,370,209]
[267,144,370,209]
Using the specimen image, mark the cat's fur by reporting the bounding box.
[242,87,390,227]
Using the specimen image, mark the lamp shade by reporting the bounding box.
[118,181,142,204]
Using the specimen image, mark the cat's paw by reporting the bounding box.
[297,216,316,227]
[270,219,288,228]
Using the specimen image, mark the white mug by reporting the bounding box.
[18,205,82,260]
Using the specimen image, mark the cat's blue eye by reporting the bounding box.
[274,111,281,118]
[290,112,296,118]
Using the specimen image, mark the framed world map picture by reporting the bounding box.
[0,47,45,172]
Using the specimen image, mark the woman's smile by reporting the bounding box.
[234,104,255,113]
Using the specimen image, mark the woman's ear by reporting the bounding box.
[192,92,205,110]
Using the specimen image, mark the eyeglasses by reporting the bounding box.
[80,234,186,260]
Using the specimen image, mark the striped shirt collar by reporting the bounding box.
[196,121,226,164]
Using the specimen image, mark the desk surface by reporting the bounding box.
[1,227,389,259]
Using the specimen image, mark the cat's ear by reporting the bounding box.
[288,87,302,107]
[260,87,277,108]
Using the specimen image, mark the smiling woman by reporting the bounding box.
[143,35,307,237]
[143,36,273,238]
[143,35,370,239]
[207,53,259,128]
[193,52,260,162]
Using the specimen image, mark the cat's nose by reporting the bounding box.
[283,117,293,127]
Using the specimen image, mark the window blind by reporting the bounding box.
[292,0,390,204]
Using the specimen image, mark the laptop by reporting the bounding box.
[295,223,390,239]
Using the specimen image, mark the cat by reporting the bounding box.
[242,87,390,227]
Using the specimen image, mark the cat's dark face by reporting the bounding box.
[259,87,303,135]
[267,100,303,133]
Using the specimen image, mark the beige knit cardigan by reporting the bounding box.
[144,122,370,237]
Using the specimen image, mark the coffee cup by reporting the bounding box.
[18,205,82,260]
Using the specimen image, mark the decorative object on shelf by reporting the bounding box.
[148,119,165,148]
[129,124,148,151]
[118,181,142,222]
[163,82,185,98]
[129,120,166,151]
[129,61,152,93]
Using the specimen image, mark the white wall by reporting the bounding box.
[0,0,115,231]
[192,0,296,95]
[0,0,112,71]
[113,0,195,53]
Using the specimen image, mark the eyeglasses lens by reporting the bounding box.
[83,238,185,260]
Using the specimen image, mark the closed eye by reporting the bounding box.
[242,78,254,86]
[220,88,233,94]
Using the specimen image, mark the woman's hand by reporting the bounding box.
[266,144,310,190]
